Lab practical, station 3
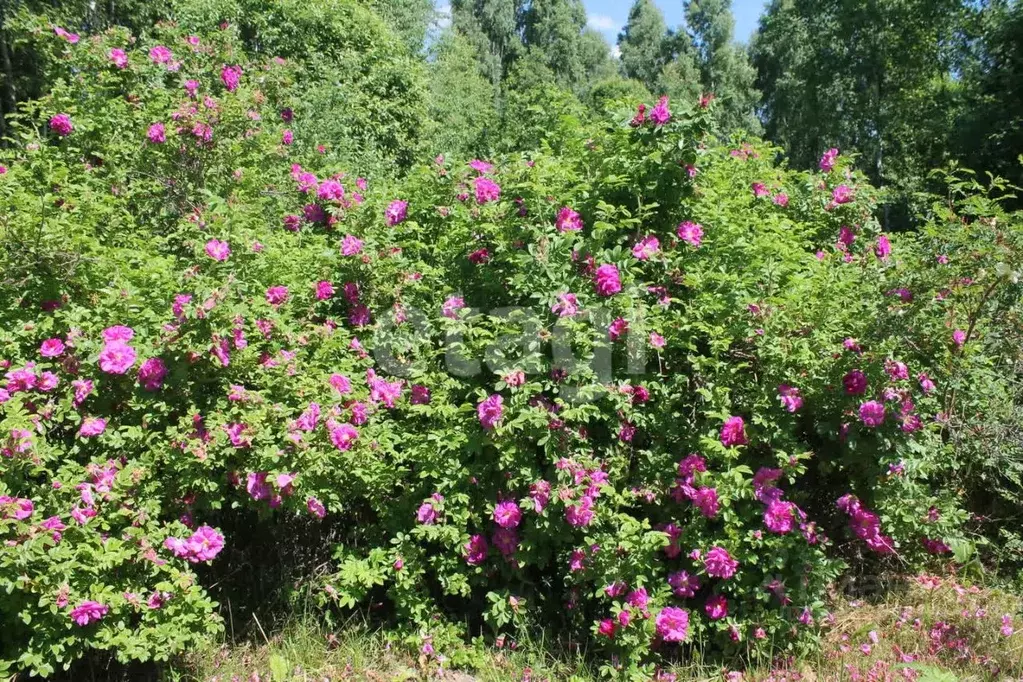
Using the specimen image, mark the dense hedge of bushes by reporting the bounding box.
[0,15,1021,680]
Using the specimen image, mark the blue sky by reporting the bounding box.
[584,0,768,46]
[433,1,768,47]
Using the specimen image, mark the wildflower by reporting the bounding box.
[677,221,703,247]
[952,329,966,348]
[608,318,629,341]
[705,595,728,620]
[752,182,770,198]
[78,417,107,438]
[205,239,230,261]
[655,607,689,642]
[593,264,621,297]
[220,64,242,91]
[147,123,166,143]
[266,286,289,307]
[385,200,408,226]
[49,114,73,137]
[70,601,109,626]
[876,235,892,260]
[442,296,465,319]
[327,421,358,451]
[773,193,789,207]
[474,177,501,204]
[478,394,503,431]
[843,369,868,395]
[632,235,660,260]
[820,148,839,172]
[720,416,747,447]
[307,497,326,519]
[778,384,803,412]
[552,293,579,317]
[556,207,583,232]
[282,129,293,145]
[833,185,853,204]
[40,338,65,358]
[704,546,739,579]
[859,400,885,427]
[340,234,363,255]
[649,96,671,126]
[1001,615,1014,637]
[464,534,489,565]
[315,281,334,301]
[318,179,345,201]
[918,373,936,394]
[99,342,136,374]
[183,79,199,97]
[329,374,352,395]
[764,500,796,534]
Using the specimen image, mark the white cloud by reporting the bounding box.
[587,14,619,32]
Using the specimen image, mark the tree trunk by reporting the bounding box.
[0,1,16,142]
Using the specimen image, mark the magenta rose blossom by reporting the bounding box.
[843,369,868,395]
[266,286,289,307]
[220,64,242,91]
[464,534,489,565]
[78,417,107,438]
[764,500,796,534]
[40,338,65,358]
[832,184,853,204]
[70,601,109,626]
[474,177,501,204]
[649,95,671,126]
[307,497,326,518]
[385,200,408,226]
[655,606,689,642]
[138,357,168,390]
[677,221,703,247]
[147,122,166,143]
[556,206,583,232]
[593,264,622,297]
[632,235,660,260]
[705,595,729,620]
[719,416,747,447]
[99,342,137,375]
[478,394,503,431]
[859,400,885,427]
[49,113,73,137]
[205,239,230,262]
[777,384,803,412]
[493,500,522,529]
[704,546,739,579]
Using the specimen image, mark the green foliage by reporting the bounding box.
[0,2,1022,680]
[426,31,500,160]
[618,0,670,92]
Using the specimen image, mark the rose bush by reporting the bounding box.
[1,14,1022,680]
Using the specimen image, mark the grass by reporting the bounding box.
[164,573,1022,682]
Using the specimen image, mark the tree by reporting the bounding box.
[451,0,525,85]
[954,0,1023,195]
[425,30,499,158]
[684,0,760,133]
[618,0,669,92]
[752,0,967,212]
[370,0,435,53]
[520,0,590,85]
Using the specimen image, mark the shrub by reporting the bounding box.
[1,16,1021,680]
